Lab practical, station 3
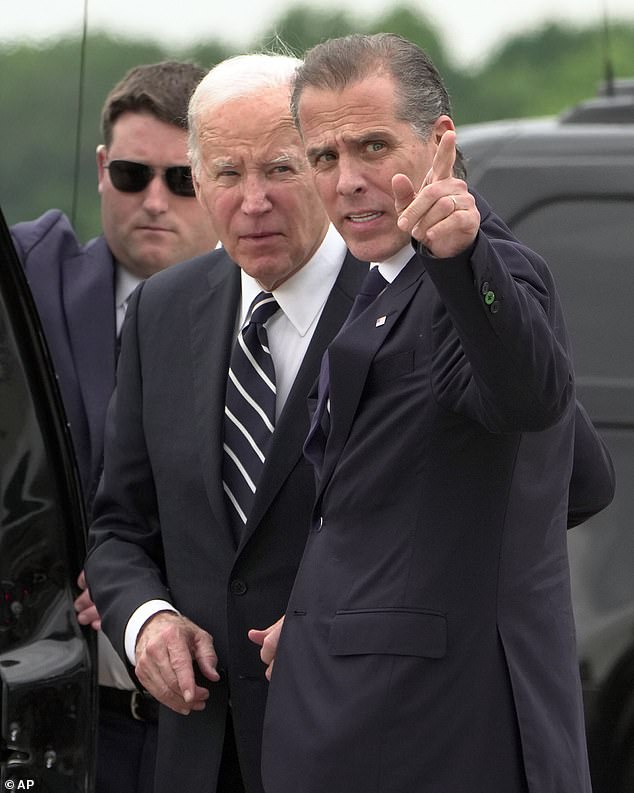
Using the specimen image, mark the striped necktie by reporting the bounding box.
[304,266,388,469]
[223,291,280,537]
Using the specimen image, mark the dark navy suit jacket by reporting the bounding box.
[11,210,117,508]
[262,194,611,793]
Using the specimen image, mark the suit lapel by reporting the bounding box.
[189,253,241,536]
[316,254,425,500]
[62,237,116,478]
[242,251,367,548]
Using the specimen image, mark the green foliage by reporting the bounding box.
[368,6,448,74]
[1,11,633,240]
[467,21,634,121]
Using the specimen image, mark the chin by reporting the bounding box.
[360,235,411,263]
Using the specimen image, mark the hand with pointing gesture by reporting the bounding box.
[394,130,479,259]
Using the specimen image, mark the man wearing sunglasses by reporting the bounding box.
[11,61,218,793]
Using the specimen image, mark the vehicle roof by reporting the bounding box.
[458,117,634,175]
[457,115,634,223]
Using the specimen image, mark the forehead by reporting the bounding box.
[108,112,188,162]
[297,74,399,144]
[198,88,304,165]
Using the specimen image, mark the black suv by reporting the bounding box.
[458,81,634,793]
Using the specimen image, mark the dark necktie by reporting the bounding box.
[223,291,280,536]
[304,266,388,467]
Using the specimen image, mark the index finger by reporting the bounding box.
[168,642,199,703]
[427,130,456,185]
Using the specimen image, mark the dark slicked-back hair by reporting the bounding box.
[100,60,206,146]
[291,33,465,178]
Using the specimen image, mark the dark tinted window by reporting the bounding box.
[511,197,633,425]
[513,197,633,383]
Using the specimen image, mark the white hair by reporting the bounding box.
[188,53,302,177]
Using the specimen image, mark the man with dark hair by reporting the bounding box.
[254,34,613,793]
[11,60,218,793]
[100,60,201,145]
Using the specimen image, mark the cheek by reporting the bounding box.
[295,184,327,220]
[312,172,337,210]
[176,203,209,232]
[101,188,144,218]
[101,193,132,227]
[367,164,396,197]
[201,191,232,233]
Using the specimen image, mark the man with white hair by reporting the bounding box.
[84,53,366,793]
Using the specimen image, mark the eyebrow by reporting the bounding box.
[305,144,330,162]
[269,153,294,166]
[211,159,237,171]
[210,152,297,171]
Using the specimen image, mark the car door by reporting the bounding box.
[0,206,96,792]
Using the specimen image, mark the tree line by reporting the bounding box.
[1,4,632,241]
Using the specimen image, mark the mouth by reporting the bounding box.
[240,231,282,242]
[137,225,173,233]
[345,211,384,224]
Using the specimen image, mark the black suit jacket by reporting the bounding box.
[85,246,366,793]
[262,195,605,793]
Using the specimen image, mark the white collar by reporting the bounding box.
[115,263,144,309]
[372,243,414,283]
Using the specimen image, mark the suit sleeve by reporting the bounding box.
[84,281,171,663]
[421,202,574,433]
[567,400,615,528]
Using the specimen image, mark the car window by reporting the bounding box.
[512,197,633,383]
[509,196,634,426]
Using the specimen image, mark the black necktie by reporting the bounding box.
[304,267,388,468]
[223,291,280,536]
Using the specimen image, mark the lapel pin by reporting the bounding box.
[376,316,386,327]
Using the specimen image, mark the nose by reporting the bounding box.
[336,156,365,197]
[141,173,170,214]
[241,174,273,215]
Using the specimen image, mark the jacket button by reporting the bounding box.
[484,290,496,305]
[490,300,500,314]
[230,579,247,596]
[481,281,490,296]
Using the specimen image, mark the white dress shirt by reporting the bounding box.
[124,225,348,664]
[115,265,143,336]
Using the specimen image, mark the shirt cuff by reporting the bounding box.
[124,600,179,665]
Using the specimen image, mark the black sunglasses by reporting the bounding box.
[105,160,196,198]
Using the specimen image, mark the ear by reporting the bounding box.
[96,144,108,194]
[432,115,455,145]
[192,169,202,200]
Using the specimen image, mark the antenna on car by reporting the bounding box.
[71,0,89,228]
[601,0,615,96]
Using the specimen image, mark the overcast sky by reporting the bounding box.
[2,0,633,66]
